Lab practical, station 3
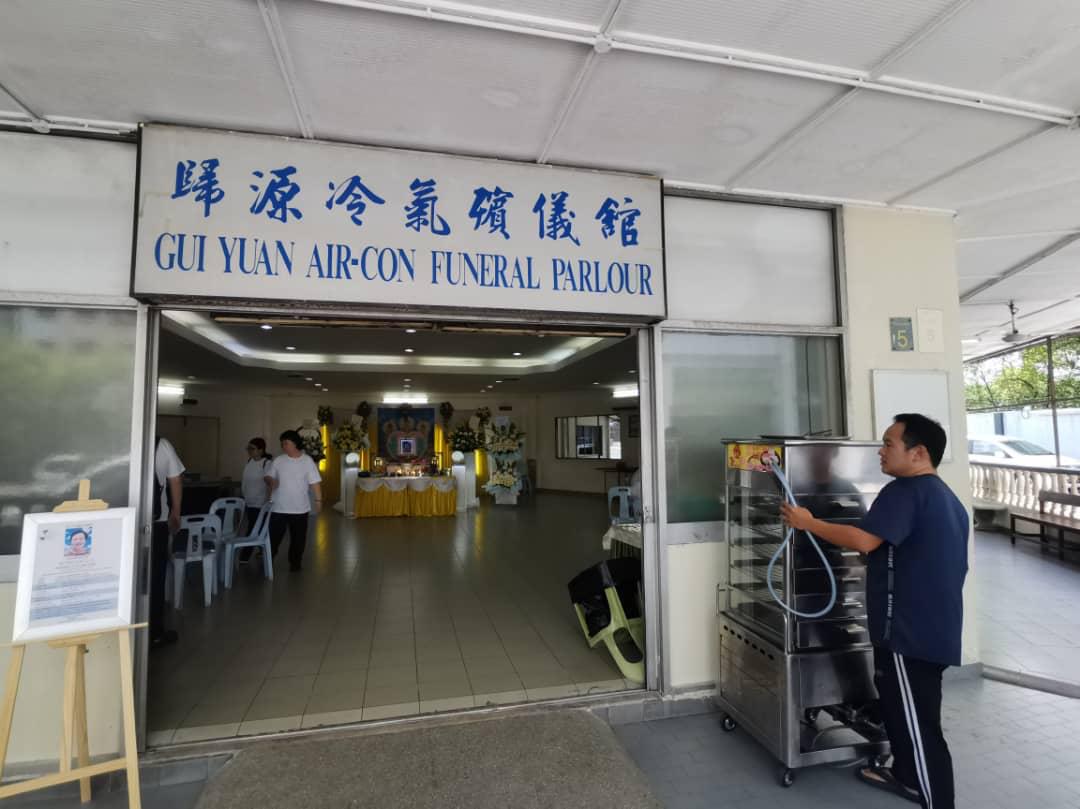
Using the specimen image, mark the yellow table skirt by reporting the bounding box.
[356,486,457,517]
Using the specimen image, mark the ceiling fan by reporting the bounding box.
[1002,300,1029,343]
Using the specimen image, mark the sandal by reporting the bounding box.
[856,765,921,804]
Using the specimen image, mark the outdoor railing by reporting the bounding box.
[970,461,1080,517]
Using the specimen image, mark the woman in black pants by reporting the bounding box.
[267,430,323,572]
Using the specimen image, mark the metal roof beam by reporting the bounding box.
[257,0,316,139]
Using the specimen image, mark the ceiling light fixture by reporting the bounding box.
[405,348,415,353]
[405,328,417,334]
[383,392,429,404]
[157,384,184,397]
[512,352,522,356]
[629,370,637,374]
[260,324,272,331]
[495,380,502,384]
[305,377,313,381]
[613,385,639,399]
[285,346,296,351]
[187,375,196,380]
[404,378,412,382]
[592,381,599,385]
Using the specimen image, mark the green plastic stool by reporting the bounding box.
[569,559,645,683]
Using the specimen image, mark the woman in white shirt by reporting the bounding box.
[242,437,273,529]
[268,429,323,572]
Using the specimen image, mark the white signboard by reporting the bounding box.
[133,125,665,319]
[14,509,136,642]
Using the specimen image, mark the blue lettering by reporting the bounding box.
[360,246,379,281]
[255,241,274,276]
[578,260,595,293]
[377,247,397,282]
[275,241,295,276]
[526,257,540,289]
[607,262,626,293]
[155,233,177,270]
[307,244,326,278]
[334,244,354,280]
[493,254,509,288]
[396,248,416,281]
[639,263,654,295]
[462,252,481,287]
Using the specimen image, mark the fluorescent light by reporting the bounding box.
[613,385,639,399]
[405,348,414,353]
[629,370,637,374]
[495,380,502,383]
[186,375,196,380]
[158,384,185,397]
[285,346,296,351]
[382,392,429,404]
[304,377,313,381]
[405,328,417,334]
[512,352,522,356]
[404,378,412,382]
[260,324,272,331]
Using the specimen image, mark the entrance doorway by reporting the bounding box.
[145,310,648,745]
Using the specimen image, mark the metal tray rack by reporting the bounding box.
[716,440,892,787]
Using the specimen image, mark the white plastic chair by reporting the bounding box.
[209,496,245,583]
[171,514,220,608]
[223,502,274,588]
[608,486,634,525]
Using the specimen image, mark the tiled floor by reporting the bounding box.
[148,492,634,744]
[616,676,1080,809]
[974,530,1080,686]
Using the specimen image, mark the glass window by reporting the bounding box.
[0,306,138,554]
[662,332,844,524]
[556,415,623,460]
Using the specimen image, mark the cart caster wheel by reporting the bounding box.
[781,769,795,788]
[873,753,891,769]
[721,715,737,732]
[804,708,820,723]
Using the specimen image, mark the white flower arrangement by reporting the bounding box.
[332,420,370,452]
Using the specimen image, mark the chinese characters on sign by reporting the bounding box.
[166,161,647,246]
[136,126,665,318]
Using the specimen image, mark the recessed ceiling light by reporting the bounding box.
[629,370,637,374]
[592,381,599,385]
[314,383,322,387]
[404,378,412,382]
[487,385,494,389]
[512,352,522,357]
[495,380,502,384]
[322,389,329,393]
[305,377,312,382]
[405,348,414,353]
[260,324,272,331]
[404,384,411,389]
[405,328,417,334]
[187,375,196,380]
[285,346,296,351]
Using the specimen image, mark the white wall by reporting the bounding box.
[0,133,136,302]
[842,205,977,665]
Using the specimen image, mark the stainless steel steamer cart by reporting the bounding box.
[716,440,891,787]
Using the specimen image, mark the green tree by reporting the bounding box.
[965,336,1080,411]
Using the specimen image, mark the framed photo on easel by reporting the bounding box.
[13,507,136,643]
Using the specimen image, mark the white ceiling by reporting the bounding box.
[158,312,640,397]
[4,0,1080,357]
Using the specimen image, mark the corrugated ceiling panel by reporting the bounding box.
[277,1,585,159]
[612,0,957,70]
[967,269,1080,304]
[957,234,1064,280]
[903,127,1080,210]
[547,51,842,184]
[0,0,298,132]
[0,86,22,114]
[958,180,1080,238]
[459,0,612,27]
[739,91,1042,202]
[884,0,1080,109]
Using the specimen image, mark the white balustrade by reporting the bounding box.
[970,462,1080,520]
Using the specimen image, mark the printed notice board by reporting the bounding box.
[13,508,136,642]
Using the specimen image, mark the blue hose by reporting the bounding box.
[765,462,837,619]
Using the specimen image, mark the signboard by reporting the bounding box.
[890,317,915,351]
[13,509,136,642]
[726,444,782,472]
[133,125,665,319]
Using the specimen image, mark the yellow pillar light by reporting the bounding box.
[319,425,329,472]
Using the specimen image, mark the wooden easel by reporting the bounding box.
[0,481,144,807]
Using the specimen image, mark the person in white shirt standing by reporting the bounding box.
[241,437,273,528]
[151,436,184,647]
[239,437,273,563]
[268,429,322,572]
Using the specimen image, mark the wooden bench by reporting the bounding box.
[1010,491,1080,561]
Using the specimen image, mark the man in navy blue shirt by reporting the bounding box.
[782,414,969,809]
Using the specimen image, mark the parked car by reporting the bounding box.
[967,435,1080,468]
